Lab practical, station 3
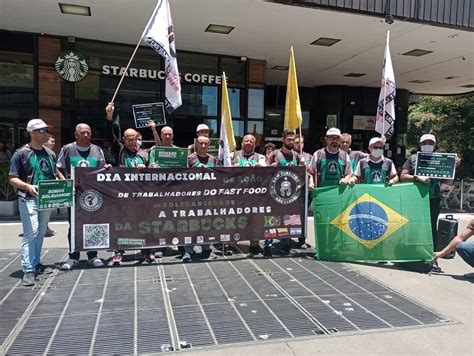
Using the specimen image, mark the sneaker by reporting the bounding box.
[22,272,36,286]
[263,246,272,258]
[182,252,192,263]
[112,252,123,265]
[60,258,79,271]
[35,263,54,275]
[45,226,56,237]
[87,257,104,268]
[297,240,311,249]
[463,272,474,279]
[144,253,156,263]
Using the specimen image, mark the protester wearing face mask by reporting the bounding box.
[354,137,398,185]
[401,134,461,251]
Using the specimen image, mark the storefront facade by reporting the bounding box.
[0,30,409,163]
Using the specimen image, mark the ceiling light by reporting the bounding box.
[59,3,91,16]
[445,76,460,80]
[271,66,289,71]
[310,37,341,46]
[205,24,234,34]
[344,73,366,77]
[402,49,433,57]
[409,80,431,83]
[460,84,474,88]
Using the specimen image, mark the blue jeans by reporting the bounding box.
[456,241,474,268]
[19,197,52,273]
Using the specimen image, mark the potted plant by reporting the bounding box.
[0,162,18,216]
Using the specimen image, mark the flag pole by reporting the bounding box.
[381,31,390,139]
[110,0,161,104]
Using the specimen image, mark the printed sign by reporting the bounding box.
[353,115,376,131]
[72,167,306,250]
[415,152,457,179]
[132,102,166,128]
[38,179,74,209]
[151,147,188,168]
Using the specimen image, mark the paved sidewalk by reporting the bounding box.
[0,217,473,355]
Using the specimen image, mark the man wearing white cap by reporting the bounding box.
[187,124,210,155]
[401,134,461,250]
[9,119,63,286]
[309,128,354,188]
[354,137,398,185]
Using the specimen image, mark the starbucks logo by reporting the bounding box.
[269,170,302,205]
[55,51,89,82]
[79,189,103,212]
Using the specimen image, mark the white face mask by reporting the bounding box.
[420,144,434,153]
[136,140,142,148]
[370,148,383,158]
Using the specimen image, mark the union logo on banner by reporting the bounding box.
[330,193,408,249]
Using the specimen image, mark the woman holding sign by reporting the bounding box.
[401,134,461,251]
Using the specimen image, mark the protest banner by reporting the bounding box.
[314,183,433,262]
[73,166,306,251]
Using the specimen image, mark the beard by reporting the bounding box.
[284,143,294,150]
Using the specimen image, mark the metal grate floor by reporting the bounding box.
[0,248,449,354]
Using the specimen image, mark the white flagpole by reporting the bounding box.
[382,31,390,139]
[110,0,161,104]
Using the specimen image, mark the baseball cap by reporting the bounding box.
[326,128,341,136]
[27,118,52,132]
[420,134,436,143]
[369,137,384,146]
[196,124,209,133]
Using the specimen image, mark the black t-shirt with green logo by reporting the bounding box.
[357,157,394,184]
[57,142,106,177]
[9,144,57,197]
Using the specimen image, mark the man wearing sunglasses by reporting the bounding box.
[9,119,63,286]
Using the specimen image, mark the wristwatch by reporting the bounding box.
[413,175,418,182]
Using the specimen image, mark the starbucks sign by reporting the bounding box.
[55,51,89,82]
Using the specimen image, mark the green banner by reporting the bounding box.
[151,146,188,168]
[38,179,74,209]
[314,183,433,262]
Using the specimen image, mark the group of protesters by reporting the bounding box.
[8,105,473,286]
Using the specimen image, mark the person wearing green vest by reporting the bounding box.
[354,137,398,185]
[183,135,219,262]
[105,102,154,264]
[401,134,461,251]
[57,123,107,271]
[9,119,63,286]
[309,128,354,188]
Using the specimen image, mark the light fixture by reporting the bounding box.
[310,37,341,46]
[59,3,91,16]
[402,49,433,57]
[271,65,289,71]
[409,80,431,83]
[460,84,474,88]
[445,76,460,80]
[344,73,366,78]
[205,24,234,34]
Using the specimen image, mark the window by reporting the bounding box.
[0,63,34,106]
[248,89,264,119]
[174,85,217,117]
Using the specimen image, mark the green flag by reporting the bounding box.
[314,183,433,262]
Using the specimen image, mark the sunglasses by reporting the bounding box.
[35,128,49,134]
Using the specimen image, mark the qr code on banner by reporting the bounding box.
[83,224,109,249]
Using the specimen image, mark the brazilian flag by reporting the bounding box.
[314,183,433,262]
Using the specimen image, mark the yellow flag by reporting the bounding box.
[284,47,302,131]
[218,72,236,166]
